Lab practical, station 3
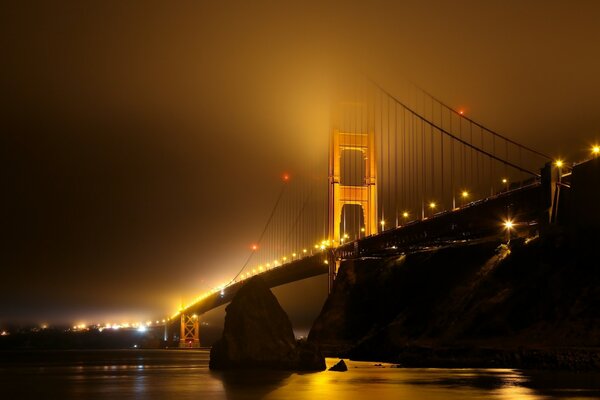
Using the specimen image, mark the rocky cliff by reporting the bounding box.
[309,231,600,369]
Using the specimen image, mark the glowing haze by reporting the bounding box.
[2,1,600,325]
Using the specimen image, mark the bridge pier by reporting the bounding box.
[179,313,200,348]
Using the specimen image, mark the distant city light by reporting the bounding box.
[403,211,409,218]
[360,227,365,232]
[592,145,600,156]
[137,326,147,333]
[555,159,564,168]
[461,190,469,198]
[502,178,508,184]
[429,202,436,209]
[504,219,514,230]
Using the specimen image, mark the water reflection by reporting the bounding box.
[0,350,599,400]
[212,370,292,400]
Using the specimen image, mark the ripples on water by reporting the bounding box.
[1,350,599,400]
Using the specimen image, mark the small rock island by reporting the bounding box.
[209,276,325,371]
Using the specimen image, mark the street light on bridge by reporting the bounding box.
[503,219,515,242]
[461,190,469,206]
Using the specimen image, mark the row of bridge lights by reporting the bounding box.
[377,143,600,232]
[173,247,322,318]
[238,248,315,280]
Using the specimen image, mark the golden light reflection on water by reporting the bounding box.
[265,359,543,400]
[2,351,599,400]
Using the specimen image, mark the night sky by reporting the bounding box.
[2,1,600,325]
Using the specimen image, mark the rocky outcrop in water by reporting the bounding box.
[210,276,325,371]
[329,359,348,371]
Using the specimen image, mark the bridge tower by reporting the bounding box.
[179,313,200,348]
[328,102,377,287]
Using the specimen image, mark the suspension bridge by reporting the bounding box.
[161,79,591,347]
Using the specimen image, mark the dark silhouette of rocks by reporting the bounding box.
[210,276,325,370]
[309,230,600,370]
[329,359,347,371]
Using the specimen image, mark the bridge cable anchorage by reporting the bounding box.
[368,80,542,178]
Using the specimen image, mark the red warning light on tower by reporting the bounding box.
[282,173,290,182]
[251,244,258,251]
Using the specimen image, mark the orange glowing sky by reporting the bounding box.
[2,0,600,325]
